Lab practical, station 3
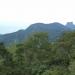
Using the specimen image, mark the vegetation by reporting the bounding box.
[0,31,75,75]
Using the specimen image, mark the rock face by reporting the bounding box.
[66,22,75,30]
[0,22,73,45]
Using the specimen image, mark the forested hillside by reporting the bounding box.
[0,31,75,75]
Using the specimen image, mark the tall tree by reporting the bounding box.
[15,32,51,75]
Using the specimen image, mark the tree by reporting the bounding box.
[69,60,75,75]
[42,65,69,75]
[0,42,14,75]
[15,32,51,75]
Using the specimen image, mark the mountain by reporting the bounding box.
[0,22,71,45]
[24,22,69,40]
[66,22,75,30]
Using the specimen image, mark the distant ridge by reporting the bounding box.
[0,22,75,45]
[66,22,75,30]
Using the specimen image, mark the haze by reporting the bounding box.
[0,0,75,34]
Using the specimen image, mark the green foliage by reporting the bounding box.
[0,31,75,75]
[69,60,75,75]
[42,65,69,75]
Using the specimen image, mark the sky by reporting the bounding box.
[0,0,75,34]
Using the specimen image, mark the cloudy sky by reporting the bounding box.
[0,0,75,34]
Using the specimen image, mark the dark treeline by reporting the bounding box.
[0,32,75,75]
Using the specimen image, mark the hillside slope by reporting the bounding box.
[0,22,71,45]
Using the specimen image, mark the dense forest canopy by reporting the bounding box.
[0,31,75,75]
